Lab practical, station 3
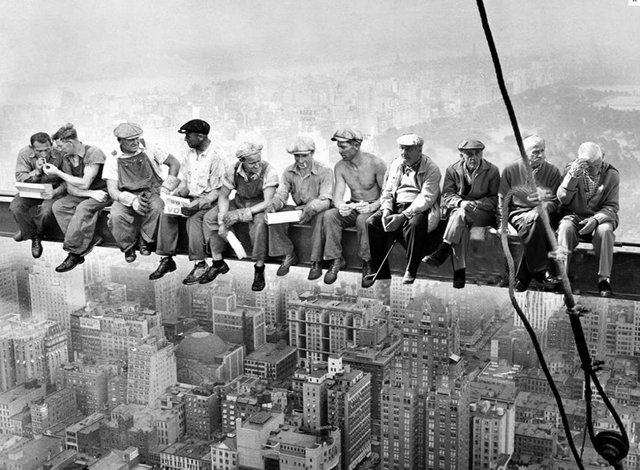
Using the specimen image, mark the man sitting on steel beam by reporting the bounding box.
[201,142,279,291]
[557,142,619,297]
[365,133,441,287]
[424,139,500,289]
[265,136,333,277]
[10,131,66,259]
[313,127,387,287]
[44,123,110,272]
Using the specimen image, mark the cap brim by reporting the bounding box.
[290,151,312,155]
[331,136,349,142]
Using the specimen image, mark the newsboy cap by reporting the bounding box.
[178,119,210,135]
[397,134,424,147]
[331,127,364,143]
[113,122,143,139]
[287,136,316,155]
[458,139,485,151]
[236,142,263,160]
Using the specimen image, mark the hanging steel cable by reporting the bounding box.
[474,0,629,468]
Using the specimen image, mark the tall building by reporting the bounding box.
[58,363,108,414]
[29,259,85,330]
[0,381,46,435]
[30,387,78,435]
[513,291,563,331]
[326,358,372,470]
[288,291,387,365]
[0,314,68,390]
[70,302,163,362]
[110,261,157,310]
[469,399,515,469]
[184,385,219,440]
[87,281,127,304]
[127,337,177,406]
[381,294,470,470]
[244,342,297,382]
[0,266,18,316]
[212,292,266,354]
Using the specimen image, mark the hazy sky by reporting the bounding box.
[1,0,639,95]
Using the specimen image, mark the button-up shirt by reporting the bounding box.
[15,146,64,185]
[102,143,169,181]
[177,144,225,198]
[270,160,333,211]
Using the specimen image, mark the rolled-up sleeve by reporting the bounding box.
[263,164,279,190]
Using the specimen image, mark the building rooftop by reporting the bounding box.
[268,429,321,449]
[246,342,296,364]
[161,440,212,460]
[175,331,237,363]
[67,413,105,433]
[0,382,43,404]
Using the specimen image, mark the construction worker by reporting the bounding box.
[44,123,110,272]
[103,122,180,263]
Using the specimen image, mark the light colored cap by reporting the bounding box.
[458,139,485,151]
[331,127,363,143]
[397,134,424,147]
[577,142,603,162]
[236,142,263,159]
[287,136,316,155]
[113,122,143,139]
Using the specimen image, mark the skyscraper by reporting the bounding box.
[127,337,177,406]
[212,292,266,354]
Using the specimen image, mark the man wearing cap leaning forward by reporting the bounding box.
[201,142,279,290]
[557,142,619,297]
[313,127,386,286]
[498,134,562,292]
[265,136,333,276]
[149,119,225,284]
[43,123,110,272]
[365,134,441,286]
[424,139,500,288]
[10,132,66,258]
[104,122,181,263]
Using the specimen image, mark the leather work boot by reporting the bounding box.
[31,237,43,259]
[199,261,230,284]
[324,257,346,285]
[124,248,137,263]
[423,242,452,266]
[308,262,322,281]
[361,261,374,288]
[183,261,208,285]
[276,253,298,277]
[402,270,416,284]
[149,256,177,280]
[138,239,152,256]
[453,268,466,289]
[55,253,85,273]
[252,265,266,291]
[598,280,612,297]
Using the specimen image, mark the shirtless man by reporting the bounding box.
[313,128,387,286]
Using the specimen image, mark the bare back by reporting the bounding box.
[334,151,386,203]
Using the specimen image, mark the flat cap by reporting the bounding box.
[331,127,363,143]
[178,119,210,135]
[236,142,263,160]
[577,142,603,162]
[287,136,316,155]
[113,122,143,139]
[397,134,424,147]
[458,139,485,151]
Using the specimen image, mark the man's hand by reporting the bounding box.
[383,213,406,232]
[338,203,354,217]
[265,204,276,213]
[218,224,229,239]
[42,163,58,176]
[299,206,315,225]
[41,188,54,199]
[132,197,149,215]
[460,200,478,212]
[222,210,241,227]
[354,202,374,214]
[90,190,109,203]
[568,158,588,177]
[579,217,598,236]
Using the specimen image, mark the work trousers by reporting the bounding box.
[557,215,615,278]
[156,209,208,261]
[268,206,324,261]
[443,207,495,270]
[52,195,110,255]
[509,209,554,283]
[204,203,268,262]
[318,208,372,262]
[108,193,164,252]
[367,209,433,278]
[9,196,58,240]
